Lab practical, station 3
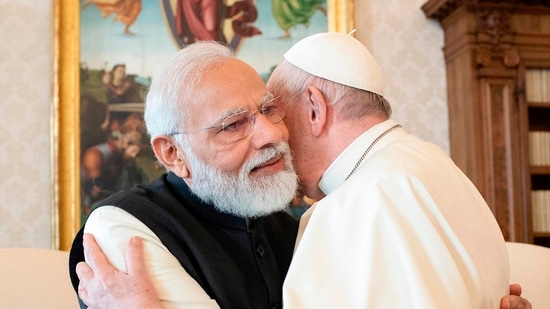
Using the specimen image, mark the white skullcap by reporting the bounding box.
[284,32,384,96]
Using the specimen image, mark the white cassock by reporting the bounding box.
[283,119,509,308]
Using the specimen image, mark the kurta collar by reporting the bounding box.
[318,119,401,195]
[165,172,257,231]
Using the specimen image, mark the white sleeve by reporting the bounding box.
[84,206,220,309]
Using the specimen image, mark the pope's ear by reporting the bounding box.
[151,136,190,178]
[306,86,328,137]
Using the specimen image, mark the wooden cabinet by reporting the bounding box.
[422,0,550,244]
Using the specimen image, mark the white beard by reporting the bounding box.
[186,141,298,218]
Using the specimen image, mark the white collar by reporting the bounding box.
[318,119,402,195]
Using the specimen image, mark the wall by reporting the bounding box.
[0,0,447,248]
[356,0,448,150]
[0,0,52,248]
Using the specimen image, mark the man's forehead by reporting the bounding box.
[206,91,274,121]
[225,91,274,110]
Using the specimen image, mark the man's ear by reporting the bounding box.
[151,136,190,179]
[305,86,328,137]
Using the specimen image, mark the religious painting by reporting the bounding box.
[53,0,354,250]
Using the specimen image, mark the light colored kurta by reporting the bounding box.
[283,119,509,308]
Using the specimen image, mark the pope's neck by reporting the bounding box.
[307,115,388,199]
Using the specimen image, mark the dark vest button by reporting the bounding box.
[256,244,266,257]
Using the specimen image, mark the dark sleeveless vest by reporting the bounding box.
[69,172,298,309]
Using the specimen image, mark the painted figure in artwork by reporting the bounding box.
[102,64,142,105]
[272,0,327,38]
[170,0,261,46]
[82,0,142,35]
[101,63,143,132]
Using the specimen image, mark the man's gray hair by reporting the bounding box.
[271,60,392,120]
[144,41,234,141]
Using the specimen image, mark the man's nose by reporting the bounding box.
[249,114,284,148]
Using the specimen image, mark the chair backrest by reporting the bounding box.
[0,248,79,308]
[506,241,550,308]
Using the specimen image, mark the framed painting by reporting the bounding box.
[52,0,355,250]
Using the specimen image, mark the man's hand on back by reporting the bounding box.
[75,233,162,309]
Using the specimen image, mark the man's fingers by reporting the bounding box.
[503,284,532,309]
[125,236,147,276]
[75,261,93,282]
[509,283,522,296]
[76,262,92,305]
[83,233,111,276]
[78,282,89,302]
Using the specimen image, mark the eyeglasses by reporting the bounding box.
[168,94,285,144]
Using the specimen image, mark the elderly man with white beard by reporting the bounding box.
[72,36,533,309]
[68,41,299,309]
